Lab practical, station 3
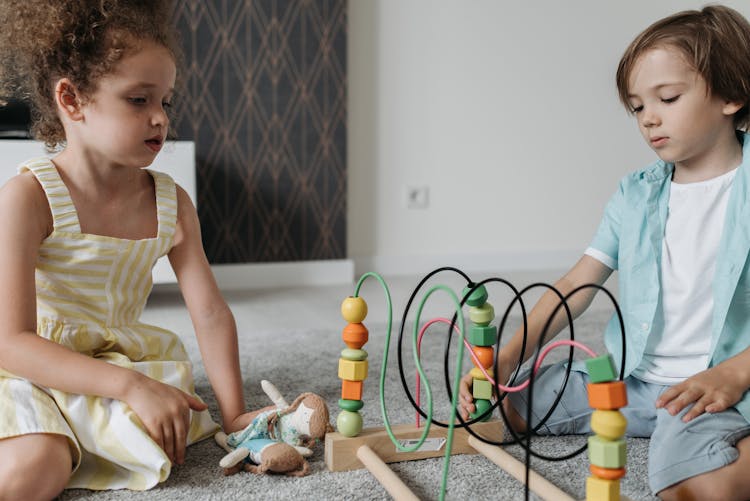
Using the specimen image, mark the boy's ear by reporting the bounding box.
[54,79,84,121]
[723,100,745,116]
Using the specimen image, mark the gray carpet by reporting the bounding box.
[59,307,656,501]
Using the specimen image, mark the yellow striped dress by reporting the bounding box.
[0,157,220,490]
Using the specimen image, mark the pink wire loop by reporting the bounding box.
[415,317,597,427]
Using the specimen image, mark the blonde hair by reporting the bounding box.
[616,5,750,129]
[0,0,182,148]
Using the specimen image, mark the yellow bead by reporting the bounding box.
[338,358,368,381]
[470,367,492,380]
[341,296,368,323]
[586,476,619,501]
[590,409,627,440]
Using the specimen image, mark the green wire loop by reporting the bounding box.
[353,272,466,501]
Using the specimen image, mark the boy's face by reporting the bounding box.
[626,46,739,170]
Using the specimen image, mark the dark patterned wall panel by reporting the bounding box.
[171,0,347,263]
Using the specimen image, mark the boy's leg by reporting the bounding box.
[650,405,750,501]
[0,433,72,501]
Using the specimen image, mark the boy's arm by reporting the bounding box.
[168,186,248,432]
[655,350,750,422]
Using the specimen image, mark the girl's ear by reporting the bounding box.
[723,100,745,116]
[55,79,84,121]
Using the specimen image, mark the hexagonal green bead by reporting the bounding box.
[586,353,618,383]
[469,303,495,326]
[468,325,497,346]
[462,284,488,307]
[588,435,626,468]
[338,398,364,412]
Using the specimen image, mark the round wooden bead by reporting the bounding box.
[470,398,492,421]
[338,398,364,412]
[341,348,368,361]
[461,284,488,307]
[341,296,368,323]
[590,409,627,440]
[342,323,369,349]
[471,345,494,369]
[336,410,363,437]
[470,367,492,380]
[589,464,626,480]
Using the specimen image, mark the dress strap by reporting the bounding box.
[147,169,178,241]
[18,157,81,233]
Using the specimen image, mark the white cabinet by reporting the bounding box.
[0,140,196,284]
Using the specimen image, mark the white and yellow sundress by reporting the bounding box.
[0,157,219,490]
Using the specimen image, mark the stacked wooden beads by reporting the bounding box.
[463,284,497,421]
[585,353,628,501]
[337,296,370,437]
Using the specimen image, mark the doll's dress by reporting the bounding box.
[0,157,219,490]
[226,409,304,448]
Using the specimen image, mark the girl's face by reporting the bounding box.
[77,41,176,168]
[626,46,740,171]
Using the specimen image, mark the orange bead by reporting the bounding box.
[341,379,364,400]
[471,345,494,369]
[342,323,369,349]
[587,381,628,410]
[589,464,626,480]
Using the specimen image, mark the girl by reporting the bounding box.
[460,5,750,500]
[0,1,256,498]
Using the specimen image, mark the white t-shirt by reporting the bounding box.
[587,168,737,384]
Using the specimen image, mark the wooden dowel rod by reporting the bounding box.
[356,444,420,501]
[468,435,575,501]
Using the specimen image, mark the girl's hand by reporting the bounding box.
[655,364,744,422]
[224,406,276,434]
[123,375,208,465]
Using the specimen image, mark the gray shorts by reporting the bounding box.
[505,361,750,494]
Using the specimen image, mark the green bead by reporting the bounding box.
[462,284,488,307]
[336,410,363,437]
[586,353,618,383]
[338,398,364,412]
[469,303,495,326]
[341,348,368,361]
[472,379,493,400]
[468,325,497,346]
[470,398,492,421]
[588,435,626,469]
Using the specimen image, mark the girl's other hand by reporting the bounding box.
[224,406,276,434]
[122,374,208,465]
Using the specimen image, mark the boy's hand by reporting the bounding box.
[123,375,208,465]
[655,364,744,422]
[458,372,476,420]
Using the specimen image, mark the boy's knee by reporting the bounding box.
[501,398,527,433]
[0,434,71,501]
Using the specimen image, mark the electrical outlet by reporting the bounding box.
[405,185,429,209]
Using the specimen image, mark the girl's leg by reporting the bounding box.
[659,435,750,501]
[0,433,72,501]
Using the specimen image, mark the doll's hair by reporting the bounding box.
[616,5,750,130]
[0,0,183,148]
[271,393,333,448]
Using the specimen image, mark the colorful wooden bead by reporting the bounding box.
[462,284,488,307]
[585,475,620,501]
[338,358,368,381]
[468,325,497,346]
[589,464,626,480]
[471,345,494,369]
[590,409,627,440]
[469,367,492,380]
[341,379,363,400]
[469,303,495,326]
[338,398,364,412]
[587,381,628,410]
[342,323,369,349]
[341,348,368,361]
[585,353,618,383]
[470,398,493,421]
[341,296,368,323]
[336,410,363,437]
[588,436,626,469]
[472,378,493,400]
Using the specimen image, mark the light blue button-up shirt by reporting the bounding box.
[589,132,750,422]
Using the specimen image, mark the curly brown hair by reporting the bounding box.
[616,5,750,130]
[0,0,183,148]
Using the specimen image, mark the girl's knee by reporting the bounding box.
[0,434,72,501]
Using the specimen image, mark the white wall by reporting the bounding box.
[348,0,750,276]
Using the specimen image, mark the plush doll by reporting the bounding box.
[215,380,333,476]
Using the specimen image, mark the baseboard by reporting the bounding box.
[209,259,355,290]
[352,250,581,278]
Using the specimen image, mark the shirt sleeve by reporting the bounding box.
[585,181,625,270]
